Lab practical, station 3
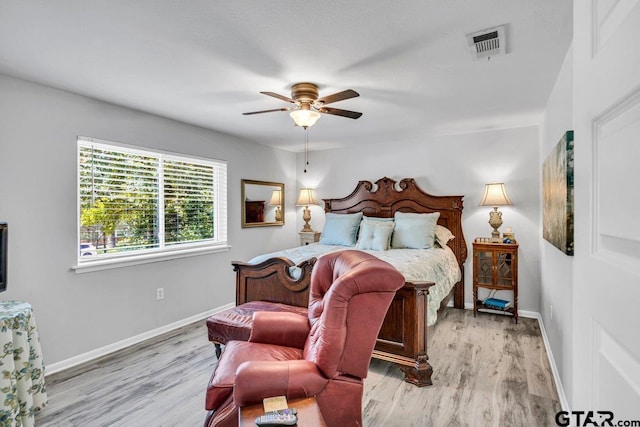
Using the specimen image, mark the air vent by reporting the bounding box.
[466,25,506,61]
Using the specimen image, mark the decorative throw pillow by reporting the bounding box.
[434,225,455,248]
[391,212,440,249]
[356,220,394,251]
[319,212,364,246]
[357,216,393,239]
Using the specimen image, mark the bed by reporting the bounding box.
[229,177,467,386]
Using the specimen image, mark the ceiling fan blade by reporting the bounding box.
[318,107,363,119]
[242,108,291,115]
[316,89,359,105]
[260,91,295,103]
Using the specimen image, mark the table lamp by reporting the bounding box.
[296,188,318,232]
[480,182,512,242]
[268,189,283,222]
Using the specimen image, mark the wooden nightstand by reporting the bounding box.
[473,239,519,323]
[299,231,321,246]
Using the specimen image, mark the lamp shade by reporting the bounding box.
[296,188,318,206]
[480,183,513,207]
[290,109,321,128]
[268,189,282,206]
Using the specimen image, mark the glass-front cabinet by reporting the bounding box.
[472,241,519,322]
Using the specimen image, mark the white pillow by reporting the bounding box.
[435,225,455,248]
[391,212,440,249]
[357,216,393,239]
[319,212,363,246]
[356,220,394,251]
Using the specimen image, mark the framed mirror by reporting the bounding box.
[241,179,285,228]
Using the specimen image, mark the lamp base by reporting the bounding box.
[300,206,314,233]
[488,207,504,243]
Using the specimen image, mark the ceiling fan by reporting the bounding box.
[243,82,362,127]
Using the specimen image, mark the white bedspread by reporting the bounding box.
[249,244,461,326]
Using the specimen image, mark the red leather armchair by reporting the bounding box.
[204,250,405,427]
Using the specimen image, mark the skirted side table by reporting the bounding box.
[0,301,47,427]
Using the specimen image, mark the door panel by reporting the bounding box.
[573,0,640,417]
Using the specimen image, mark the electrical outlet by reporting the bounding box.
[549,304,553,321]
[156,288,164,300]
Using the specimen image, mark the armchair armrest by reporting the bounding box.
[249,311,310,348]
[233,360,328,407]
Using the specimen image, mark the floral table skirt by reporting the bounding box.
[0,301,46,427]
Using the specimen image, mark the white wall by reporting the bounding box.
[0,74,298,365]
[296,126,541,312]
[539,44,573,402]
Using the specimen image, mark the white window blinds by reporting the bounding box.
[78,137,227,261]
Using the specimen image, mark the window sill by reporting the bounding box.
[71,244,231,274]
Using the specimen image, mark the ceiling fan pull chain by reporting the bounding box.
[304,127,309,173]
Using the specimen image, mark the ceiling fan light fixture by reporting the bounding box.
[289,109,321,128]
[244,82,361,122]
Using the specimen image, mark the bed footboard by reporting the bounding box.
[233,257,315,307]
[232,259,439,386]
[373,281,434,386]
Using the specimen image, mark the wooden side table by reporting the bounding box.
[299,231,321,246]
[239,397,327,427]
[472,239,519,323]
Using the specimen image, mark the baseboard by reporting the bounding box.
[45,302,234,376]
[532,311,570,411]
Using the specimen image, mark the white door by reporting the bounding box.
[573,1,640,420]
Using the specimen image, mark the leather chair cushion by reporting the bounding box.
[249,311,310,348]
[205,340,303,410]
[305,252,405,379]
[206,301,308,343]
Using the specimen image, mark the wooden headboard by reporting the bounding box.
[322,176,468,273]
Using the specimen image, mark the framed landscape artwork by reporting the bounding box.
[543,130,575,255]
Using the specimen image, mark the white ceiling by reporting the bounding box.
[0,1,572,152]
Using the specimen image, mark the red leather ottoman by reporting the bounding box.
[206,301,308,357]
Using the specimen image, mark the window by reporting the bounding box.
[77,137,227,267]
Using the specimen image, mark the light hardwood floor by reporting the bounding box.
[35,308,561,426]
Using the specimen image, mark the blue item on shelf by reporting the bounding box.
[484,297,511,309]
